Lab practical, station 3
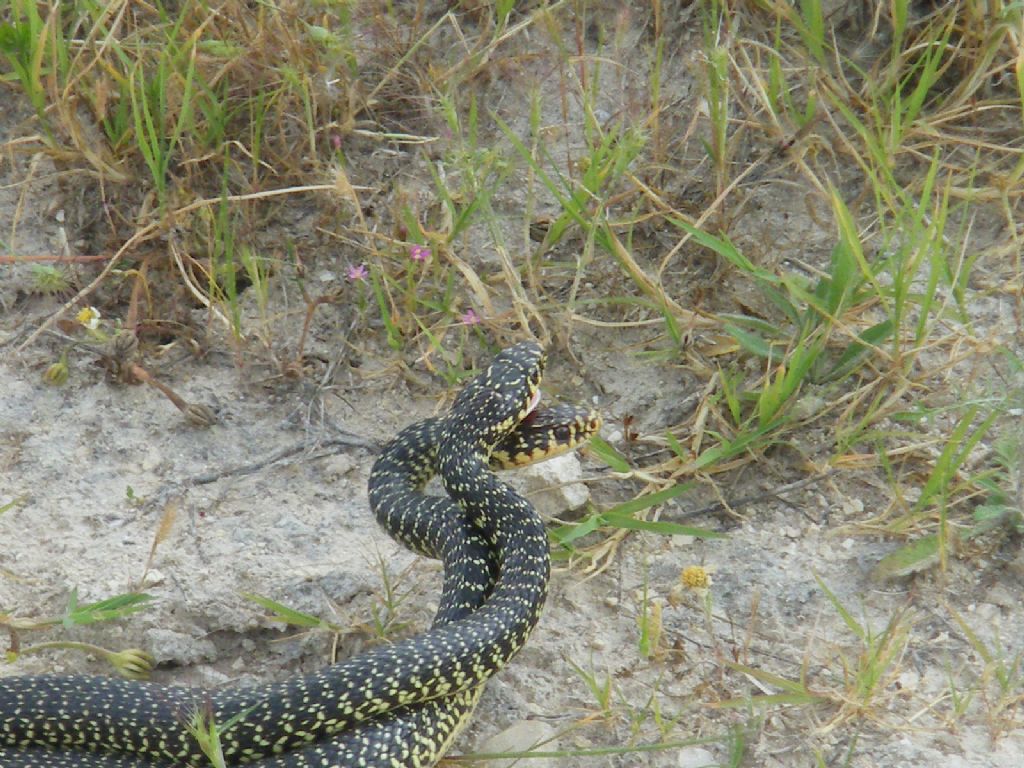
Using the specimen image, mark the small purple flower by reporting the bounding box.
[459,308,481,326]
[409,244,431,263]
[346,263,368,282]
[330,134,342,151]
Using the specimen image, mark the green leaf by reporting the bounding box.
[602,483,693,518]
[63,592,154,628]
[871,535,940,581]
[814,573,865,641]
[667,217,780,285]
[761,285,802,326]
[601,513,724,539]
[724,323,778,360]
[550,512,605,546]
[914,407,997,515]
[690,422,778,471]
[819,318,894,383]
[723,660,821,697]
[718,313,788,339]
[0,496,26,516]
[241,593,330,629]
[551,483,723,545]
[664,431,687,460]
[587,435,630,473]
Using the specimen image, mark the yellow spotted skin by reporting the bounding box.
[0,341,600,767]
[0,689,484,768]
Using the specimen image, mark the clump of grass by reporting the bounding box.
[2,588,154,676]
[718,576,914,735]
[949,606,1024,739]
[185,703,242,768]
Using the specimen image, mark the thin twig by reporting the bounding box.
[184,435,377,487]
[670,470,837,521]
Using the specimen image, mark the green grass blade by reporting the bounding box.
[914,407,996,515]
[602,483,693,518]
[63,592,154,628]
[813,573,865,642]
[601,513,724,539]
[724,661,819,696]
[241,593,330,629]
[587,435,630,473]
[819,319,894,383]
[872,534,940,581]
[667,217,779,285]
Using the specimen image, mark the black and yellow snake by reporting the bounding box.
[0,341,600,767]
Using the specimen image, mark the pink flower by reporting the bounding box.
[459,308,481,326]
[409,244,431,262]
[346,263,368,281]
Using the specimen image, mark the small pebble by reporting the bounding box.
[676,746,716,768]
[897,669,919,692]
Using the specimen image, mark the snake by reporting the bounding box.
[0,341,600,767]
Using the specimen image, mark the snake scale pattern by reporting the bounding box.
[0,341,599,767]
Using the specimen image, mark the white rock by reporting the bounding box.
[677,746,716,768]
[508,453,590,517]
[474,719,556,768]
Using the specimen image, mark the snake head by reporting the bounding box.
[489,402,602,469]
[450,341,547,448]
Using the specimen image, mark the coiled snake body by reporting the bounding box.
[0,342,599,767]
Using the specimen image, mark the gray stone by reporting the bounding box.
[507,453,590,518]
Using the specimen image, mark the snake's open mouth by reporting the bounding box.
[526,389,542,416]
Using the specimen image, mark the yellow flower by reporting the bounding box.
[681,565,711,590]
[76,306,101,330]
